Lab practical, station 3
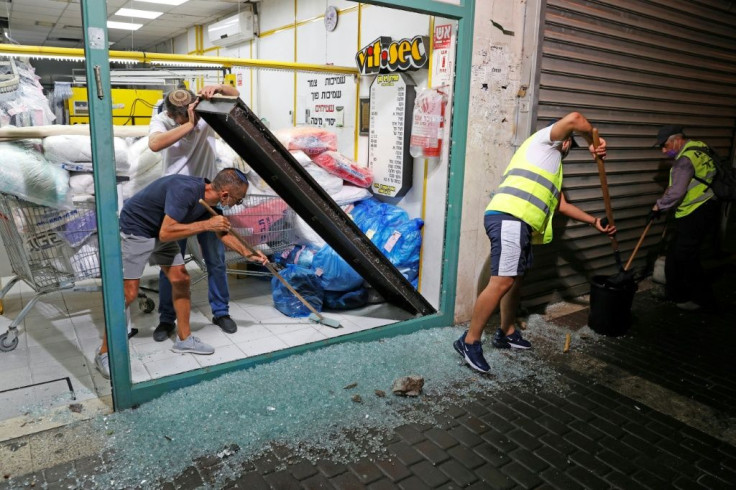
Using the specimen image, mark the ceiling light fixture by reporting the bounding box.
[115,8,163,20]
[134,0,190,6]
[107,21,143,31]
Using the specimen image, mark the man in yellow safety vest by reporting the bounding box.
[454,112,617,373]
[649,125,720,311]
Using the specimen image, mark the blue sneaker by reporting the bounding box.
[492,328,532,349]
[453,330,467,357]
[458,340,491,373]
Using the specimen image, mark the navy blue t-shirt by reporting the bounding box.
[119,175,213,238]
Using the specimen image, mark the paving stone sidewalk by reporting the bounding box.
[4,262,735,489]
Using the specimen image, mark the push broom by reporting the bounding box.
[199,199,342,328]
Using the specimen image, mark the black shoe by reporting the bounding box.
[213,315,237,334]
[153,321,175,342]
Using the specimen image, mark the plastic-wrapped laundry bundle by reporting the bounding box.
[275,244,320,269]
[274,126,337,156]
[312,245,364,292]
[271,264,323,317]
[324,288,368,310]
[312,151,373,188]
[214,137,246,172]
[122,136,162,200]
[0,142,71,208]
[43,135,130,175]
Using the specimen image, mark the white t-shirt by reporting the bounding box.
[523,125,564,175]
[149,111,218,181]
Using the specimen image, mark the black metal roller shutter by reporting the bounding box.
[523,0,736,306]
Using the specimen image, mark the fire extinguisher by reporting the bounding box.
[410,88,447,159]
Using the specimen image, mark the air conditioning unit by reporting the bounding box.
[208,7,256,47]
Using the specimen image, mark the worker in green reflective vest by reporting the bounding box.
[649,125,720,311]
[454,112,617,373]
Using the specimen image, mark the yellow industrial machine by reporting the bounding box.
[67,87,163,125]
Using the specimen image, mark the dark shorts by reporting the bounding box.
[484,212,533,277]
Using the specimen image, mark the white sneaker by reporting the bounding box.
[95,348,110,379]
[171,335,215,355]
[676,301,701,311]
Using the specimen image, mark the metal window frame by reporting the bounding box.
[81,0,475,410]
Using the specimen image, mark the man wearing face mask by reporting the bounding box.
[94,168,269,378]
[453,112,617,374]
[650,125,719,311]
[148,84,241,341]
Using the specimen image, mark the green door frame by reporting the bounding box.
[81,0,474,410]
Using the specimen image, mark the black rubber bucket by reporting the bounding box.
[588,275,637,336]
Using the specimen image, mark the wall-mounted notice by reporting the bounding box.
[432,24,454,86]
[304,74,347,128]
[368,72,416,199]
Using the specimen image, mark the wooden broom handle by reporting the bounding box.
[624,218,654,271]
[198,199,324,319]
[592,128,619,249]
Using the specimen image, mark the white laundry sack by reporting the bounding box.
[43,135,130,175]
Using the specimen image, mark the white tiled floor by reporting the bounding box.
[0,264,413,423]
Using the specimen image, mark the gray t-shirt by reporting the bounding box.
[149,111,217,181]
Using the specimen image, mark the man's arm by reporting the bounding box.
[148,120,196,153]
[558,193,617,236]
[653,157,694,212]
[198,83,239,99]
[218,233,269,265]
[159,214,231,242]
[549,111,607,159]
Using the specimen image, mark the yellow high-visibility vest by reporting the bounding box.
[486,134,563,244]
[672,140,716,218]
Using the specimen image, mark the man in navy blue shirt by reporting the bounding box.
[94,167,268,378]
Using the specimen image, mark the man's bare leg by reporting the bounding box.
[465,275,515,344]
[162,265,192,340]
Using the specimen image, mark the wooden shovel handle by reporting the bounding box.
[624,218,654,271]
[592,128,619,249]
[198,199,324,319]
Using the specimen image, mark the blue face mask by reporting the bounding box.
[216,202,231,212]
[665,148,679,158]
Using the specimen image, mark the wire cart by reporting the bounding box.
[0,193,154,352]
[187,194,296,280]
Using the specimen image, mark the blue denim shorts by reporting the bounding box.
[484,212,533,277]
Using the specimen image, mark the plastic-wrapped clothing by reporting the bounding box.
[43,135,130,175]
[324,288,368,310]
[376,218,423,268]
[271,264,323,317]
[303,162,343,195]
[275,244,319,269]
[312,151,373,188]
[351,199,409,244]
[0,142,71,208]
[312,245,364,292]
[274,126,337,156]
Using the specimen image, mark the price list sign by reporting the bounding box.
[368,73,416,199]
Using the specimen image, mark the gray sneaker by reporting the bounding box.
[171,335,215,355]
[95,348,110,379]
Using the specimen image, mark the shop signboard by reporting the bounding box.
[368,72,416,198]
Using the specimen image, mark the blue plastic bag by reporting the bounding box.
[271,264,323,317]
[312,245,364,292]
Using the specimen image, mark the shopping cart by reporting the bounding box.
[0,192,155,352]
[186,194,296,280]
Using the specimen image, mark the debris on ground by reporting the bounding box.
[392,375,424,397]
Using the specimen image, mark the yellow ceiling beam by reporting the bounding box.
[0,43,359,75]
